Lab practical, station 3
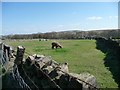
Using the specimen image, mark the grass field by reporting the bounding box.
[4,39,118,88]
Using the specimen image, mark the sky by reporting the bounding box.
[1,2,119,35]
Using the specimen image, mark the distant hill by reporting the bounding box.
[2,29,120,39]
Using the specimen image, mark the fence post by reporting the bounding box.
[14,46,25,66]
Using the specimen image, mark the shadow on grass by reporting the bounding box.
[34,48,52,52]
[95,38,120,88]
[34,48,68,53]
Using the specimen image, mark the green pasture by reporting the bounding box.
[4,39,118,88]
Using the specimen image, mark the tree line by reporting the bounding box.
[2,29,120,40]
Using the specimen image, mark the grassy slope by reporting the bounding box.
[4,39,118,88]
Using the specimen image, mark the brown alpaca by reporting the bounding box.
[51,42,62,49]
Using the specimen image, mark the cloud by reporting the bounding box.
[87,16,103,20]
[115,16,118,18]
[109,16,118,19]
[50,23,81,31]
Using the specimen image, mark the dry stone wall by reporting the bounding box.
[1,44,99,90]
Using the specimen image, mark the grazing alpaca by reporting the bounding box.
[51,42,62,49]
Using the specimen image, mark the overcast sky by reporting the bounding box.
[2,2,118,35]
